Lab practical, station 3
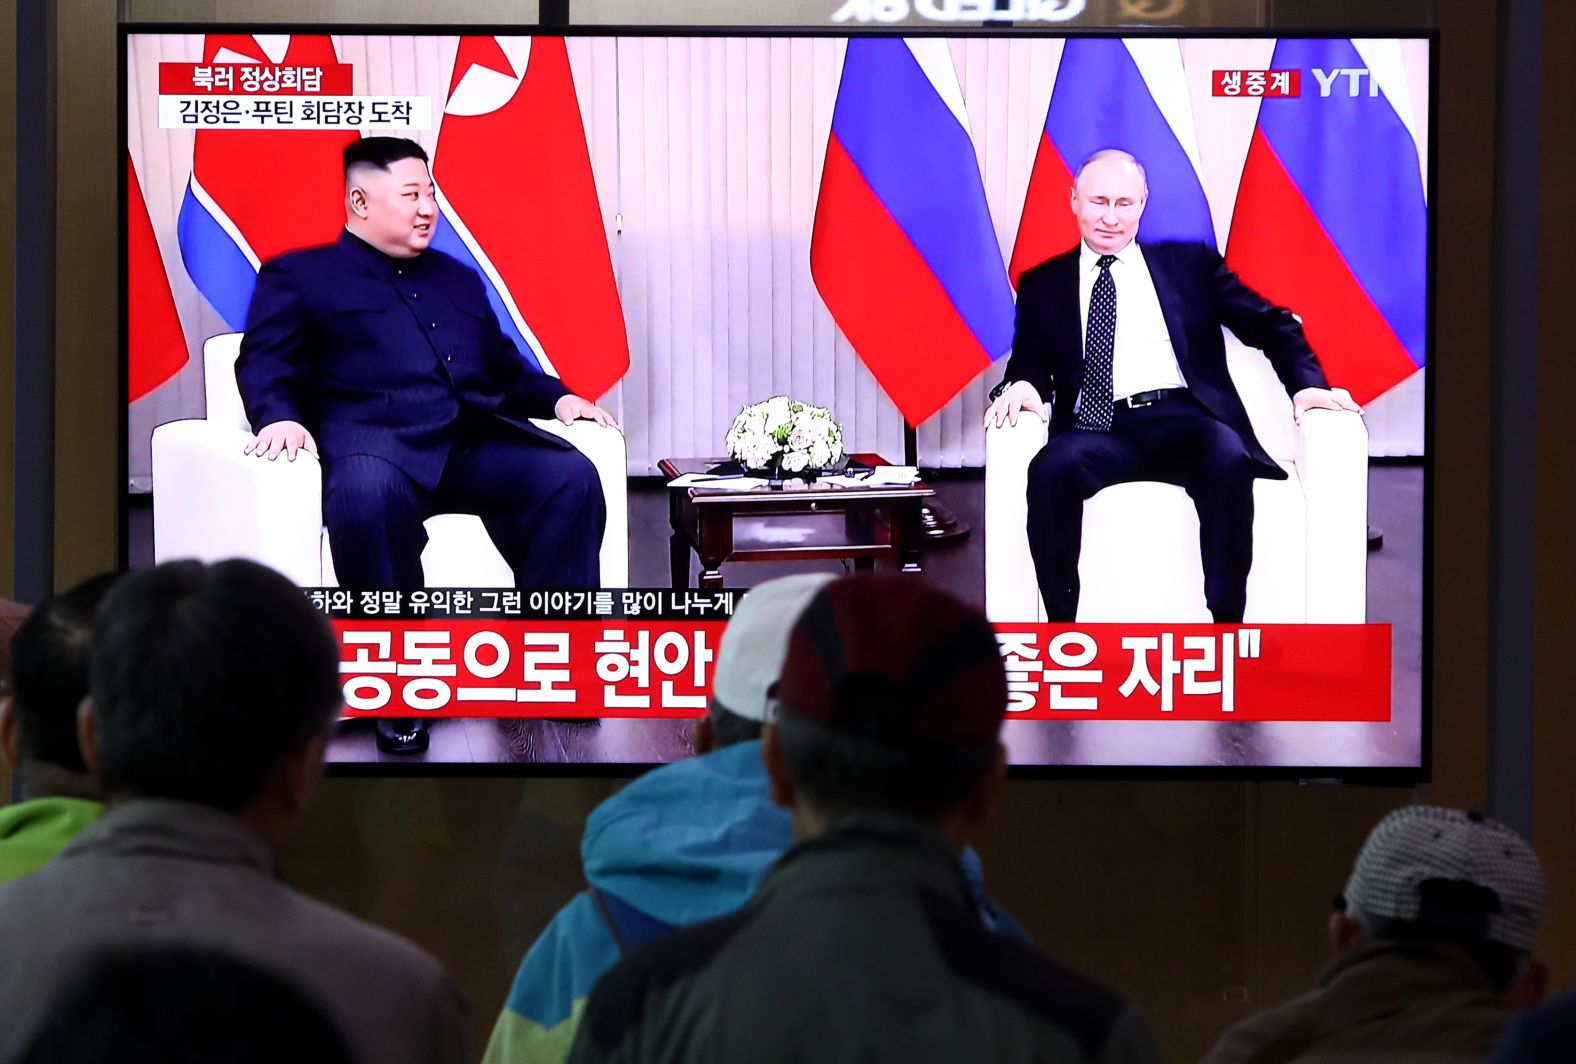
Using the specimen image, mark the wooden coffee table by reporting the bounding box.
[659,454,935,589]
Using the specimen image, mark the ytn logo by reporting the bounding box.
[1312,68,1380,98]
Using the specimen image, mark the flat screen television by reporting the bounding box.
[122,26,1432,777]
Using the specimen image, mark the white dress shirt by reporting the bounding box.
[1079,240,1187,400]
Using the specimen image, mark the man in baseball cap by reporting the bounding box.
[569,575,1161,1064]
[484,574,832,1064]
[1204,805,1548,1064]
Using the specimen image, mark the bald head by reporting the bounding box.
[1070,149,1148,254]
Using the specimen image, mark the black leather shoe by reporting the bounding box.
[375,717,430,755]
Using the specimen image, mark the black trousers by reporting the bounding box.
[322,417,605,590]
[1025,394,1257,623]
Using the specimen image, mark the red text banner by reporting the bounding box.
[158,62,353,95]
[335,619,728,720]
[996,624,1389,721]
[1212,69,1301,98]
[334,620,1390,722]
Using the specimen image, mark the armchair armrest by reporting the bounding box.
[529,418,630,588]
[1294,408,1368,622]
[151,419,325,587]
[984,414,1049,623]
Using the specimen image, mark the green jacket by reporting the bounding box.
[0,796,103,883]
[568,812,1161,1064]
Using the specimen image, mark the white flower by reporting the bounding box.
[727,395,844,472]
[764,396,792,433]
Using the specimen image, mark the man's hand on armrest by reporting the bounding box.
[553,394,620,428]
[244,420,319,462]
[983,381,1047,429]
[1292,386,1364,425]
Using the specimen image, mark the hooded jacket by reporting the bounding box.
[484,741,1022,1064]
[482,742,793,1064]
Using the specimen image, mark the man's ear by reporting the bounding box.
[1329,911,1364,955]
[280,731,326,821]
[962,742,1008,831]
[692,716,717,756]
[0,696,19,769]
[76,697,101,777]
[1508,956,1549,1009]
[761,723,795,809]
[346,185,368,218]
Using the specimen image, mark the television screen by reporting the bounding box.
[124,28,1430,775]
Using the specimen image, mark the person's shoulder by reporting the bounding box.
[1138,240,1222,273]
[253,242,355,294]
[503,890,621,1027]
[912,885,1135,1054]
[578,905,758,1052]
[422,247,483,284]
[1018,247,1080,290]
[1496,989,1576,1063]
[1198,990,1316,1064]
[259,240,345,273]
[276,882,453,987]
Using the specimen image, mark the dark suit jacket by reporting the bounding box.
[237,229,570,491]
[1002,240,1328,479]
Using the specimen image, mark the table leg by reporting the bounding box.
[696,508,729,589]
[669,530,691,589]
[896,501,924,575]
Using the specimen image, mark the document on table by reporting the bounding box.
[821,466,922,487]
[667,473,771,489]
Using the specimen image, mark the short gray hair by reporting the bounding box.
[1073,149,1148,192]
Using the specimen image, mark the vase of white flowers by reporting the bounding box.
[724,396,846,483]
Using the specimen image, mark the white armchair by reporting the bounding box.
[151,333,629,588]
[984,336,1367,624]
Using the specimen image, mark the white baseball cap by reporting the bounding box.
[1344,805,1546,952]
[710,574,836,723]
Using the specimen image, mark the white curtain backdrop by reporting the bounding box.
[128,34,1429,487]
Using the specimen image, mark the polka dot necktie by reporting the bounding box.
[1077,254,1118,432]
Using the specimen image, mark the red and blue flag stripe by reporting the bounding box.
[1226,38,1427,404]
[811,38,1014,427]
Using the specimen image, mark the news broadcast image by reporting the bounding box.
[124,31,1429,772]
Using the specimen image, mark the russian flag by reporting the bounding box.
[176,34,356,329]
[128,154,189,402]
[430,36,629,401]
[1009,38,1215,285]
[1226,39,1426,405]
[810,38,1015,428]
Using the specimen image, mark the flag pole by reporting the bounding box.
[905,422,969,543]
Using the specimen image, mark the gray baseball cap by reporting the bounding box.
[1343,805,1546,952]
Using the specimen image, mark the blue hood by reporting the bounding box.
[581,741,793,926]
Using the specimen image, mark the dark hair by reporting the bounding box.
[1351,909,1526,992]
[5,948,353,1064]
[7,573,122,773]
[1347,877,1530,992]
[88,559,343,810]
[774,708,998,824]
[708,705,763,748]
[343,136,428,176]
